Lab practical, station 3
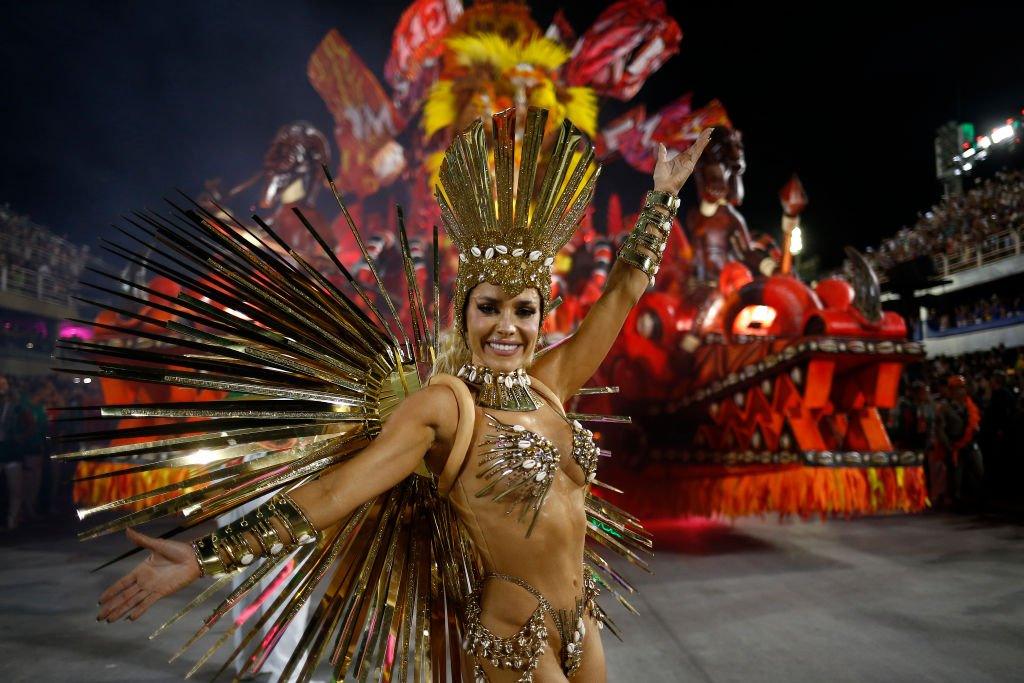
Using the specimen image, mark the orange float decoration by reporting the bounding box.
[72,274,228,510]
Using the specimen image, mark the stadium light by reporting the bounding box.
[789,225,803,255]
[962,147,976,158]
[991,124,1015,144]
[962,162,973,172]
[978,135,992,149]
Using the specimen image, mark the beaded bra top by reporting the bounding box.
[476,415,600,534]
[453,363,602,533]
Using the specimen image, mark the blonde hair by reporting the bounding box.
[431,327,473,378]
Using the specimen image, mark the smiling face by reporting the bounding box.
[464,282,542,374]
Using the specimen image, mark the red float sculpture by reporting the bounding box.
[589,134,926,518]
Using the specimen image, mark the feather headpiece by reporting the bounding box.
[436,106,600,334]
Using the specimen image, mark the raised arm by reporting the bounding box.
[96,385,458,623]
[532,130,713,401]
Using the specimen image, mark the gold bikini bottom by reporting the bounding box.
[463,569,602,682]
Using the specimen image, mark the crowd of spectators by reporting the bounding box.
[0,203,91,301]
[926,292,1024,333]
[0,373,102,531]
[854,169,1024,275]
[888,344,1024,509]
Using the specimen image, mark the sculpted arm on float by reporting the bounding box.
[532,130,713,401]
[96,385,458,623]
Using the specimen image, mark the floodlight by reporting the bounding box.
[991,124,1014,143]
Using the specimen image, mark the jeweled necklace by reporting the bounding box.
[456,363,542,412]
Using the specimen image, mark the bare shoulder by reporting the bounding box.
[390,384,460,431]
[413,383,465,475]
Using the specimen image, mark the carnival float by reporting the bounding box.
[69,0,926,518]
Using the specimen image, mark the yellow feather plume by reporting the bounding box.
[446,33,517,71]
[564,87,598,138]
[423,81,457,138]
[518,36,570,70]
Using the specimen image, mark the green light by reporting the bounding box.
[958,122,976,146]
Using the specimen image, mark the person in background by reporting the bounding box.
[892,380,937,500]
[0,375,21,530]
[935,375,984,509]
[981,370,1014,499]
[10,381,50,527]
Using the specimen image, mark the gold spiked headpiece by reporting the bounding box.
[436,107,600,335]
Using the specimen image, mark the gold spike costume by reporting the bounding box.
[62,107,662,681]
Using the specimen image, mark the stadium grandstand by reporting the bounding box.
[848,111,1023,358]
[0,204,95,376]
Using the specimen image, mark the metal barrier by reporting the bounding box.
[0,264,75,305]
[934,228,1022,277]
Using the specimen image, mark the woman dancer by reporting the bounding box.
[92,108,709,682]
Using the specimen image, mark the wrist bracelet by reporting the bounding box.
[192,535,227,578]
[617,196,678,285]
[635,208,673,236]
[191,492,320,578]
[644,189,681,216]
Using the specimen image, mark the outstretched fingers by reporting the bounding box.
[105,588,151,623]
[98,582,142,622]
[128,592,161,621]
[99,572,137,604]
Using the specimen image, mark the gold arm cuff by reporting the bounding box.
[618,247,659,278]
[624,230,667,254]
[617,205,671,283]
[192,536,227,578]
[636,208,673,234]
[273,493,319,545]
[251,516,287,556]
[644,189,681,216]
[192,492,320,579]
[222,522,257,567]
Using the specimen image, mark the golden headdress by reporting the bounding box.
[436,106,600,335]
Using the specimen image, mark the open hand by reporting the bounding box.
[652,128,713,196]
[96,528,201,623]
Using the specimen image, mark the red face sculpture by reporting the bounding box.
[695,127,745,206]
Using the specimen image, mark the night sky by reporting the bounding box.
[2,1,1022,270]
